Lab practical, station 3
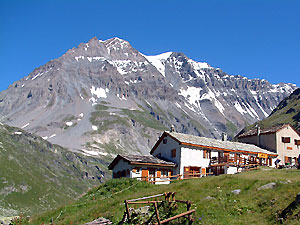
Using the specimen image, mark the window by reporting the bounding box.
[203,150,211,159]
[282,137,291,143]
[287,147,293,150]
[163,139,167,144]
[295,139,300,146]
[171,149,176,158]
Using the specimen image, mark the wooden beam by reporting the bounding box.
[154,202,161,225]
[124,200,130,223]
[129,161,176,167]
[154,209,196,224]
[128,193,165,202]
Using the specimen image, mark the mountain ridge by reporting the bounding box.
[0,36,297,162]
[0,122,106,217]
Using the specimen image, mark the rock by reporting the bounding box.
[257,182,276,190]
[231,189,241,195]
[279,180,292,184]
[83,217,112,225]
[134,206,151,215]
[204,196,215,200]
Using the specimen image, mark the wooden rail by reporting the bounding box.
[123,192,195,224]
[154,209,195,224]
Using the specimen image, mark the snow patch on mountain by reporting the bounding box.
[49,134,56,139]
[32,72,44,80]
[90,86,109,99]
[66,122,73,127]
[104,37,130,53]
[75,56,85,61]
[21,123,29,129]
[179,86,202,105]
[234,101,247,115]
[188,59,211,70]
[87,56,105,62]
[144,52,172,77]
[200,88,225,115]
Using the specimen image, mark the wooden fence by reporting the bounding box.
[123,192,195,224]
[132,171,215,184]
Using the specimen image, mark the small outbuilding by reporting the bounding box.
[108,154,177,184]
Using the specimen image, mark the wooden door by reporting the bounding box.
[141,169,149,182]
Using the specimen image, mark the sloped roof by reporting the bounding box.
[237,124,293,138]
[151,131,276,156]
[108,154,176,170]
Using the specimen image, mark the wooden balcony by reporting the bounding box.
[210,156,264,167]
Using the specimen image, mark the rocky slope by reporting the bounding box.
[0,37,297,162]
[0,123,106,217]
[237,88,300,134]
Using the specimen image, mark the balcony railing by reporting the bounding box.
[210,156,265,166]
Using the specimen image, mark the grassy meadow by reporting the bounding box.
[22,168,300,225]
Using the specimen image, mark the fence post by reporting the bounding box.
[154,202,161,225]
[187,201,193,224]
[172,192,176,201]
[124,200,131,223]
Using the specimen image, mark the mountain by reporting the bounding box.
[0,123,106,217]
[0,37,297,162]
[237,88,300,134]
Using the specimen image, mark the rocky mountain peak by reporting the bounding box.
[0,37,297,159]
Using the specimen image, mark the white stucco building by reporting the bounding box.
[109,130,277,183]
[237,124,300,166]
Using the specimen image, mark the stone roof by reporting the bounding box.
[108,154,176,170]
[121,154,176,165]
[165,131,276,155]
[237,124,289,138]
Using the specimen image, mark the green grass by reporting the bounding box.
[226,120,238,138]
[28,168,300,224]
[121,109,167,131]
[0,124,105,217]
[95,104,110,111]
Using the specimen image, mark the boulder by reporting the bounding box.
[257,182,276,190]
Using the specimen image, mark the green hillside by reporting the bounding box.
[0,123,107,217]
[27,168,300,225]
[237,88,300,135]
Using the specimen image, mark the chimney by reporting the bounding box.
[222,133,227,141]
[257,125,261,146]
[170,125,175,132]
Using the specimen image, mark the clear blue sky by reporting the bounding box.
[1,0,299,91]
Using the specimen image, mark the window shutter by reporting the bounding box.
[157,170,161,177]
